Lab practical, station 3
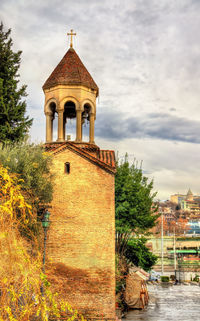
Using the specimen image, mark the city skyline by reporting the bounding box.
[1,0,200,199]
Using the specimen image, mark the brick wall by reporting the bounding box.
[47,148,116,320]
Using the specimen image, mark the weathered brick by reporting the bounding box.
[47,146,116,320]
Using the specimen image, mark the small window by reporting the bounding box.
[64,162,70,174]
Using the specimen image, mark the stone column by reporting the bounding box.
[63,117,67,141]
[57,110,64,142]
[89,113,95,144]
[76,110,82,142]
[46,112,53,143]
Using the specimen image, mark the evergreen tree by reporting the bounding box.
[0,22,32,145]
[115,155,159,257]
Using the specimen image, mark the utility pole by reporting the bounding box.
[174,226,177,279]
[161,212,164,275]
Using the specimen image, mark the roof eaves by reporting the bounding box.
[45,142,116,174]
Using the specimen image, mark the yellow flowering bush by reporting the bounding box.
[0,164,87,321]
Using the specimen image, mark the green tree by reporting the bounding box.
[0,141,53,207]
[115,155,158,257]
[0,141,54,238]
[0,22,32,145]
[125,237,157,271]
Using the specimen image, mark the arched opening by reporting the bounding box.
[49,102,57,141]
[82,103,91,142]
[64,101,76,141]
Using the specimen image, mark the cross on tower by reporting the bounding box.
[67,29,76,48]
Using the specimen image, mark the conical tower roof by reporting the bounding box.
[43,48,99,96]
[187,188,193,196]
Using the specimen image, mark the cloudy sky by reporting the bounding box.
[1,0,200,200]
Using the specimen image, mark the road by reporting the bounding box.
[124,283,200,321]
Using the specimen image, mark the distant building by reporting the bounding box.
[170,193,186,204]
[159,206,175,223]
[171,189,200,205]
[186,188,194,201]
[180,199,200,216]
[170,189,200,217]
[187,221,200,235]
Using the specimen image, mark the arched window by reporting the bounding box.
[82,103,91,142]
[64,101,76,141]
[64,162,70,174]
[48,102,57,141]
[46,102,57,142]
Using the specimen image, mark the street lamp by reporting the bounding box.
[39,208,51,297]
[41,209,51,273]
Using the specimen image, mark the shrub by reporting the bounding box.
[161,276,169,282]
[125,237,157,271]
[0,141,53,207]
[193,275,199,282]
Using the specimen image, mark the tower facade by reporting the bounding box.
[43,35,116,320]
[186,188,193,201]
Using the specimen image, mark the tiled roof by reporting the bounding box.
[44,142,116,174]
[99,150,116,168]
[43,48,99,96]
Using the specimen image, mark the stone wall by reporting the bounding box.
[47,147,116,320]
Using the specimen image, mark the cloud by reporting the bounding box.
[96,111,200,144]
[1,0,200,199]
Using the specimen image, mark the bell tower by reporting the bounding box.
[43,30,99,144]
[43,31,116,321]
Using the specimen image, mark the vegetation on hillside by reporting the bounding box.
[152,215,189,236]
[0,141,53,206]
[0,164,87,321]
[0,141,54,239]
